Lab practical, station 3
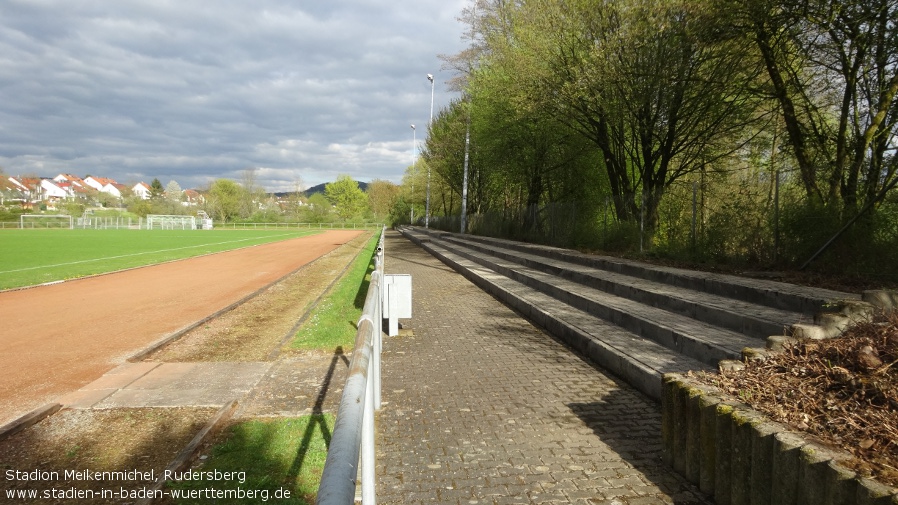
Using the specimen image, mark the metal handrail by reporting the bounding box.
[317,227,385,505]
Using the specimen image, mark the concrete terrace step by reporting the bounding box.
[423,229,858,315]
[439,234,804,340]
[399,226,860,402]
[432,236,757,367]
[404,234,711,400]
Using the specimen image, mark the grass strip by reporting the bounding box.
[290,231,380,351]
[166,231,379,503]
[167,414,333,505]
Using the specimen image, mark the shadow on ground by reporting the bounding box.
[569,389,714,505]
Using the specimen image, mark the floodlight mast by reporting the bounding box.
[411,124,416,224]
[425,73,434,228]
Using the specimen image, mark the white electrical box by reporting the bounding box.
[383,274,412,318]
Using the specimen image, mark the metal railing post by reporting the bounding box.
[373,230,384,409]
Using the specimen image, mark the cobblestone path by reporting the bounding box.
[376,231,712,505]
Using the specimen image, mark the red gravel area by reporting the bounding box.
[0,230,362,426]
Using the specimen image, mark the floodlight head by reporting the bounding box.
[427,74,434,82]
[411,124,415,130]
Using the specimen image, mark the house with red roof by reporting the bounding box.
[0,177,27,205]
[84,176,115,192]
[7,177,43,208]
[182,189,204,206]
[83,176,125,199]
[132,182,151,200]
[40,179,70,207]
[53,174,87,189]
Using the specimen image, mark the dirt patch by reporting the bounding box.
[146,232,372,362]
[694,315,898,488]
[0,407,217,504]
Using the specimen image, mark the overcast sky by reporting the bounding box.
[0,1,469,193]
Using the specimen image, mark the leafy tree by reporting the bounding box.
[716,0,898,213]
[388,195,412,225]
[127,198,153,218]
[366,179,400,222]
[206,179,245,222]
[305,192,334,223]
[324,175,368,220]
[398,159,428,224]
[165,180,182,202]
[96,190,118,208]
[420,101,469,217]
[282,179,307,220]
[240,168,266,217]
[571,2,755,233]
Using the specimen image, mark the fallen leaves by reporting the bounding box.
[695,314,898,488]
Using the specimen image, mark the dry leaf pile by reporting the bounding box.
[696,315,898,488]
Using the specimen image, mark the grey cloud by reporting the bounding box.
[0,0,466,192]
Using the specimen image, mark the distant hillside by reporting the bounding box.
[271,180,368,198]
[305,180,369,196]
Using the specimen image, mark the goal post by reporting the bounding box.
[20,214,74,229]
[145,214,198,230]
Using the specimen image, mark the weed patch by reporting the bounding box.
[290,232,379,351]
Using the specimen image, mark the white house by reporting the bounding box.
[84,176,121,195]
[9,177,41,198]
[0,178,26,205]
[132,182,151,200]
[7,177,42,208]
[53,174,86,189]
[83,176,105,192]
[40,179,70,200]
[101,182,123,198]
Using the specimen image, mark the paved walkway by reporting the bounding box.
[55,351,348,418]
[377,230,711,505]
[57,361,271,409]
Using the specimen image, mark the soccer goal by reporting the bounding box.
[146,214,197,230]
[20,214,74,229]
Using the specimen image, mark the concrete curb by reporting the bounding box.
[0,403,62,441]
[662,374,898,505]
[137,399,239,505]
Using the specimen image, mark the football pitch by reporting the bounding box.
[0,228,321,290]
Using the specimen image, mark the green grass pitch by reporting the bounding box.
[0,229,321,290]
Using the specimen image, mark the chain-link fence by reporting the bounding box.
[427,186,898,280]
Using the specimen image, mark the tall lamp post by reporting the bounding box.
[410,124,416,224]
[461,98,470,234]
[425,73,434,228]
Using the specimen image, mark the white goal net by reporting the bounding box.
[20,214,74,229]
[145,214,197,230]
